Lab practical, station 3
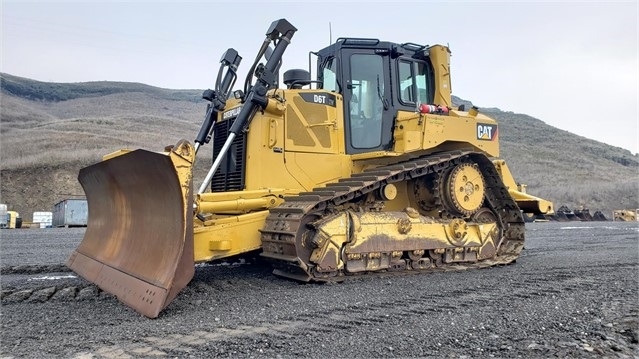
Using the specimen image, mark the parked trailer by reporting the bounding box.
[53,199,88,227]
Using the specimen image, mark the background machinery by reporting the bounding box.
[613,209,638,221]
[67,19,553,318]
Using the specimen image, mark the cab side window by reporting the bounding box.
[399,61,414,103]
[398,60,432,105]
[321,58,337,92]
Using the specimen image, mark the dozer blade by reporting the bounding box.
[66,141,195,318]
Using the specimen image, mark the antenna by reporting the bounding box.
[329,22,332,44]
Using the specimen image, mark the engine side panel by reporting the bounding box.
[393,110,499,157]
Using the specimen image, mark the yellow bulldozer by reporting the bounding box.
[613,209,638,221]
[67,19,554,318]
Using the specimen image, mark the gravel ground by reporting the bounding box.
[1,221,638,359]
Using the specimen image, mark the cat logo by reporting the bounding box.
[223,106,242,120]
[477,123,498,141]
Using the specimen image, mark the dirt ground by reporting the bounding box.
[1,221,638,358]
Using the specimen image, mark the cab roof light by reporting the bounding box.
[337,38,380,46]
[401,42,428,52]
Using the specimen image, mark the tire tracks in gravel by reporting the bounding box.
[3,259,634,305]
[1,264,71,275]
[62,260,637,358]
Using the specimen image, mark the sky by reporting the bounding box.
[2,1,638,154]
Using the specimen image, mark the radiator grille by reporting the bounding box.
[210,118,246,192]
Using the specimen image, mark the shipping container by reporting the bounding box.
[33,211,53,228]
[53,199,88,227]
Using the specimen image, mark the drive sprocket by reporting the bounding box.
[440,163,485,217]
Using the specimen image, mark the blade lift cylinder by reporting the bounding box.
[198,19,297,195]
[193,48,242,155]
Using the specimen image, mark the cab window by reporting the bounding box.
[321,58,337,92]
[349,54,384,149]
[398,60,432,105]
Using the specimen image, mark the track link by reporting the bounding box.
[260,149,525,281]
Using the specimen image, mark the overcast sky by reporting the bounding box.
[2,1,637,154]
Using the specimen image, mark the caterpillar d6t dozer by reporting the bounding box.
[67,18,554,318]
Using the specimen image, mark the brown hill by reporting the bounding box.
[1,73,637,221]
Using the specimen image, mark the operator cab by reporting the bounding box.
[316,38,436,155]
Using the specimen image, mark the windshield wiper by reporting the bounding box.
[377,75,389,110]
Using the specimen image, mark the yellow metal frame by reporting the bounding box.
[493,160,554,215]
[193,188,293,262]
[193,211,270,262]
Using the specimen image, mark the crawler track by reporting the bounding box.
[260,149,525,281]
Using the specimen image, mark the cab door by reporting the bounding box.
[341,50,393,154]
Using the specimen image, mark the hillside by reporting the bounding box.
[1,73,637,221]
[0,73,200,102]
